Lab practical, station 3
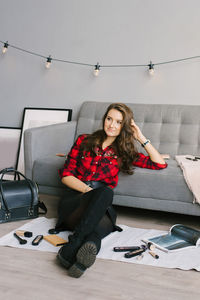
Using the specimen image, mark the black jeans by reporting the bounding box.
[56,182,120,240]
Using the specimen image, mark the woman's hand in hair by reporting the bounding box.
[131,119,166,164]
[130,119,147,144]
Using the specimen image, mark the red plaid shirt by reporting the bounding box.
[59,134,167,188]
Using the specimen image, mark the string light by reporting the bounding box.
[148,61,154,75]
[45,55,52,69]
[1,39,200,75]
[93,62,100,76]
[2,41,8,54]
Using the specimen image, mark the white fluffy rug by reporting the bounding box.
[0,217,199,271]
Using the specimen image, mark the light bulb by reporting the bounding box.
[45,55,52,68]
[148,61,154,75]
[2,41,8,54]
[93,62,100,76]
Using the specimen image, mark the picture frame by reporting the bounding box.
[0,127,21,180]
[16,107,72,175]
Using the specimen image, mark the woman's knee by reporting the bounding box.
[95,186,114,205]
[103,186,114,197]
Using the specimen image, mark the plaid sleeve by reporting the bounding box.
[59,134,86,178]
[133,153,168,170]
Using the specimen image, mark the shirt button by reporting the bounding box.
[93,172,95,174]
[95,162,98,164]
[110,162,112,164]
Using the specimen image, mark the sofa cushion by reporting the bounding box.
[33,156,193,204]
[115,159,193,203]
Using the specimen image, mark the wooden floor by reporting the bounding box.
[0,194,200,300]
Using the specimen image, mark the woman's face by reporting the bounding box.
[104,108,123,138]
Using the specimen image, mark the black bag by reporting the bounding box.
[0,168,47,223]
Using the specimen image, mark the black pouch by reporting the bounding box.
[0,167,47,223]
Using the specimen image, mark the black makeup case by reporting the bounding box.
[0,168,46,223]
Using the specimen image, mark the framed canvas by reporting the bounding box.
[16,107,72,175]
[0,127,21,180]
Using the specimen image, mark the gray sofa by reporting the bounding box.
[24,101,200,216]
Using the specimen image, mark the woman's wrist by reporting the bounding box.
[141,139,151,148]
[137,135,148,145]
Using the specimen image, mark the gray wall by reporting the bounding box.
[0,0,200,127]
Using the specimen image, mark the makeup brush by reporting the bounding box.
[13,233,27,245]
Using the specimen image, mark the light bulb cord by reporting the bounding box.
[1,40,200,69]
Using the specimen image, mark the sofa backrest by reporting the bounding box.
[75,101,200,157]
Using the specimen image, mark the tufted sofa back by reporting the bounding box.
[75,101,200,157]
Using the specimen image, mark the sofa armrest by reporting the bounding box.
[24,121,77,179]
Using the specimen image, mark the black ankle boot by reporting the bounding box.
[57,237,83,269]
[67,233,101,278]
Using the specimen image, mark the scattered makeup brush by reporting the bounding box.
[56,153,66,157]
[124,247,146,258]
[113,246,141,252]
[115,242,160,260]
[149,251,159,259]
[13,233,27,245]
[186,156,200,161]
[147,242,156,251]
[186,157,198,161]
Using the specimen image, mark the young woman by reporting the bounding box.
[56,103,167,278]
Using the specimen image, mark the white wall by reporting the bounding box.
[0,0,200,127]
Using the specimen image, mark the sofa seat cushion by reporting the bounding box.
[115,159,193,204]
[32,156,65,189]
[33,157,193,204]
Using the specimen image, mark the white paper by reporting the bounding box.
[0,217,200,271]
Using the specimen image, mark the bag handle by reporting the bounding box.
[0,167,37,216]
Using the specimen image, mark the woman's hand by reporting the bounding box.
[131,119,166,165]
[84,185,93,193]
[62,176,93,193]
[131,119,146,144]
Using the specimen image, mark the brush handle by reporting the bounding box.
[124,248,145,258]
[13,233,27,245]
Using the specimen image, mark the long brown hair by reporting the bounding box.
[81,103,139,174]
